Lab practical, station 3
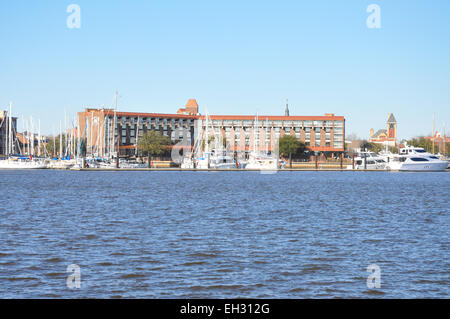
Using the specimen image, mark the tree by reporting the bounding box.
[45,135,66,158]
[137,131,171,167]
[45,135,84,158]
[346,133,360,141]
[278,135,307,168]
[406,136,432,152]
[360,140,383,153]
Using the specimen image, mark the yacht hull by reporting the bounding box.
[399,161,448,172]
[0,161,47,169]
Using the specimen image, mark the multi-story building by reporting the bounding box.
[425,131,449,155]
[369,113,397,147]
[0,110,18,155]
[197,114,345,156]
[77,99,345,158]
[77,107,197,157]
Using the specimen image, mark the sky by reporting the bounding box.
[1,0,449,139]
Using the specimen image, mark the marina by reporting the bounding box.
[1,1,450,302]
[1,101,448,173]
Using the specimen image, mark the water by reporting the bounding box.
[0,170,448,298]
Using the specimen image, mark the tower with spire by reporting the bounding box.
[387,113,397,139]
[285,99,290,116]
[369,113,397,147]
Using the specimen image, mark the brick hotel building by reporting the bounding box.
[77,99,345,159]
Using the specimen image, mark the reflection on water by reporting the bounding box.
[0,170,448,298]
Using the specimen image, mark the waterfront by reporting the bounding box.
[0,170,448,298]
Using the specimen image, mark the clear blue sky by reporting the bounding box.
[1,0,449,139]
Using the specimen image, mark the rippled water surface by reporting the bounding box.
[0,170,448,298]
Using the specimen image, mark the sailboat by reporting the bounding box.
[0,102,47,169]
[245,114,279,170]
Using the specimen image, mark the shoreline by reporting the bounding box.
[66,168,449,172]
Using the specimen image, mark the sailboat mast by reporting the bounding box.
[432,114,435,154]
[135,116,140,156]
[205,110,209,153]
[30,116,34,156]
[59,121,63,159]
[52,125,56,157]
[8,102,12,156]
[38,119,41,157]
[113,91,118,158]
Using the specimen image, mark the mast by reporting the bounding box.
[432,113,435,154]
[30,116,34,156]
[53,125,56,157]
[26,119,29,155]
[253,112,258,154]
[8,102,12,156]
[205,108,209,153]
[21,116,24,155]
[443,123,447,158]
[113,91,118,158]
[135,116,140,156]
[77,116,81,159]
[38,119,41,157]
[59,121,63,159]
[90,111,93,157]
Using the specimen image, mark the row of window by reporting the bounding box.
[108,117,195,126]
[208,120,344,127]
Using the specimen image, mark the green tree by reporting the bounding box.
[45,135,66,157]
[45,135,84,158]
[407,136,433,152]
[279,135,307,168]
[137,130,171,167]
[360,140,383,153]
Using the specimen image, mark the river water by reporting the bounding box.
[0,170,448,298]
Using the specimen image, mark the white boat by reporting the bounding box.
[210,153,236,169]
[188,109,238,169]
[195,152,212,169]
[245,152,278,170]
[0,157,47,169]
[385,145,449,172]
[347,150,387,170]
[118,159,147,169]
[47,159,75,169]
[243,113,279,171]
[181,157,195,169]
